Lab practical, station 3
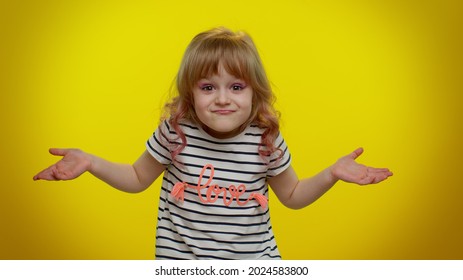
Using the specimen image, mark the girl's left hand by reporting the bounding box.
[331,148,393,185]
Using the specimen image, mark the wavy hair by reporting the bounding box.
[162,27,281,160]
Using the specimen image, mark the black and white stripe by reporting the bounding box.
[146,120,291,260]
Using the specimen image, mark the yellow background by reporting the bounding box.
[1,0,462,259]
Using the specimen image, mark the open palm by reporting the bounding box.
[33,148,91,181]
[332,148,393,185]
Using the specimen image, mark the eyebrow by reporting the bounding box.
[197,76,245,82]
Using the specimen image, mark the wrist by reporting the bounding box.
[82,151,95,173]
[326,165,339,185]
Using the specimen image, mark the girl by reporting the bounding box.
[33,27,393,260]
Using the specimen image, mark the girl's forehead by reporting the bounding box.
[198,66,244,81]
[197,60,247,81]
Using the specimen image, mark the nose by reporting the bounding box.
[215,89,231,105]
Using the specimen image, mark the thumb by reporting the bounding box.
[49,148,69,157]
[349,147,364,160]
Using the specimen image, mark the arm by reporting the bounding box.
[33,148,165,193]
[268,148,393,209]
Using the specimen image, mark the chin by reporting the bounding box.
[206,126,241,138]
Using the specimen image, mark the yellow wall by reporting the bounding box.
[1,0,462,259]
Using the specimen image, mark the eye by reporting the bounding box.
[231,84,246,91]
[200,84,214,91]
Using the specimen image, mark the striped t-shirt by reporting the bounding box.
[146,120,291,260]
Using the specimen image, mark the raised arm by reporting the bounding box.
[268,148,393,209]
[33,148,165,193]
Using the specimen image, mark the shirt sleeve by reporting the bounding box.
[145,120,174,166]
[266,131,292,177]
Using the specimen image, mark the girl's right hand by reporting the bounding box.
[33,148,91,181]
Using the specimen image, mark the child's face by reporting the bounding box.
[193,65,253,139]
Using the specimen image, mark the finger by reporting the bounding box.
[372,174,389,184]
[349,147,364,160]
[359,175,376,185]
[33,168,48,180]
[374,174,391,183]
[49,148,68,157]
[372,169,393,177]
[33,168,58,181]
[367,167,392,173]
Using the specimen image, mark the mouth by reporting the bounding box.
[212,110,235,115]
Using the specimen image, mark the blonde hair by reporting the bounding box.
[163,27,281,160]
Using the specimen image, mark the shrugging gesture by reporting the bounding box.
[34,27,394,260]
[268,147,393,209]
